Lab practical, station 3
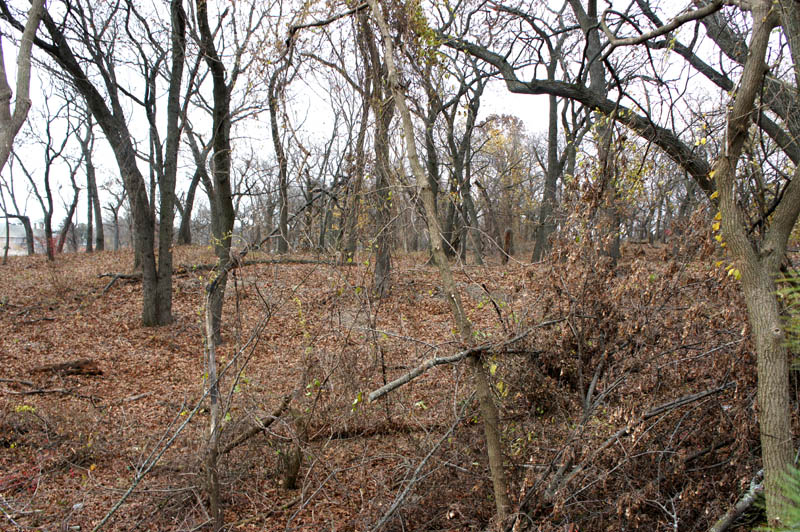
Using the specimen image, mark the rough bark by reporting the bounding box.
[532,91,559,261]
[710,3,794,525]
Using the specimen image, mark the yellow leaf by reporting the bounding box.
[709,170,716,179]
[715,260,724,267]
[715,212,722,221]
[712,222,720,231]
[710,190,719,200]
[90,464,96,471]
[489,362,498,376]
[714,234,723,242]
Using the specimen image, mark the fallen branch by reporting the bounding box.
[98,257,348,293]
[99,392,154,409]
[0,386,97,402]
[368,318,563,402]
[100,274,137,294]
[32,359,102,376]
[221,393,293,455]
[19,316,54,324]
[0,378,34,387]
[706,469,763,532]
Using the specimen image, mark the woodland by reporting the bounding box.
[1,0,800,531]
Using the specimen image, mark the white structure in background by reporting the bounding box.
[0,220,42,255]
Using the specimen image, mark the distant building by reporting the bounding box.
[0,221,30,255]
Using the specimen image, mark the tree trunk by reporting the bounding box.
[196,0,235,347]
[367,1,510,522]
[2,213,8,264]
[340,22,373,263]
[713,4,793,524]
[56,182,79,254]
[19,215,33,255]
[357,10,394,298]
[177,170,201,245]
[532,92,559,261]
[85,131,104,251]
[269,62,290,255]
[30,5,173,326]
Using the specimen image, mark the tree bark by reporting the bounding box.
[532,92,559,261]
[712,3,793,525]
[358,11,394,298]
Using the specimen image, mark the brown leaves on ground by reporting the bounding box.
[0,244,767,531]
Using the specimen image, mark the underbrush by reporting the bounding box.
[0,238,776,531]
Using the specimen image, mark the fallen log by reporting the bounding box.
[32,358,102,376]
[98,257,348,293]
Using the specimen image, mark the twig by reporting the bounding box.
[221,393,293,455]
[0,378,34,387]
[368,318,563,402]
[100,392,153,409]
[513,382,736,527]
[371,397,471,531]
[91,312,272,531]
[368,346,488,402]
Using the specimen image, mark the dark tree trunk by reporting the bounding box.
[88,152,103,251]
[177,169,201,245]
[358,11,394,298]
[57,179,79,254]
[340,58,371,263]
[269,62,290,255]
[196,0,235,346]
[532,92,560,261]
[28,5,179,326]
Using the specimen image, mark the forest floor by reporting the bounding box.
[0,245,771,531]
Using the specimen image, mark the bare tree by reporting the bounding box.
[0,0,44,173]
[77,114,103,252]
[0,156,34,256]
[0,0,189,325]
[13,97,76,261]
